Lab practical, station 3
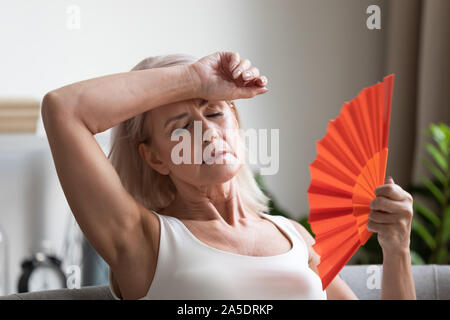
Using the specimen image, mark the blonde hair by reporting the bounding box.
[107,53,269,214]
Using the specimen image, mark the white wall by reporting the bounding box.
[0,0,385,294]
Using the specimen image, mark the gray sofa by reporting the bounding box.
[1,265,449,300]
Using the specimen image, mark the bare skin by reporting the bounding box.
[41,51,415,300]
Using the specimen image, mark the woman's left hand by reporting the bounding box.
[367,176,414,254]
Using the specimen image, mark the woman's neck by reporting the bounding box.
[160,178,259,226]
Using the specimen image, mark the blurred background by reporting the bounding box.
[0,0,448,295]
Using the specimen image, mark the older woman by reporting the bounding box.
[41,51,416,300]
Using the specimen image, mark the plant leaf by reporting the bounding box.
[413,201,441,228]
[421,157,447,187]
[410,250,425,265]
[411,219,436,249]
[430,123,449,156]
[442,205,450,243]
[425,143,448,171]
[439,123,450,143]
[436,247,448,264]
[422,177,445,205]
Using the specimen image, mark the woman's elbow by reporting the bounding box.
[41,90,76,126]
[42,90,58,110]
[41,90,64,120]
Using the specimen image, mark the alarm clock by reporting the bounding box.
[18,252,67,293]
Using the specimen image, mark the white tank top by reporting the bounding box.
[109,211,327,300]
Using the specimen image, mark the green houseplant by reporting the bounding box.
[408,122,450,264]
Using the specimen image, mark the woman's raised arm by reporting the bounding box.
[41,64,199,268]
[43,65,198,135]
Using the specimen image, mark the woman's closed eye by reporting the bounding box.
[181,112,223,128]
[206,112,223,118]
[173,112,224,134]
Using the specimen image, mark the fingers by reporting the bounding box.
[242,68,268,88]
[375,183,412,202]
[369,196,412,215]
[226,51,269,94]
[366,217,410,238]
[236,85,269,99]
[229,56,266,83]
[368,194,413,238]
[228,52,240,71]
[242,67,259,81]
[256,76,268,87]
[253,85,269,95]
[244,76,268,88]
[368,210,400,224]
[232,59,251,79]
[366,219,390,233]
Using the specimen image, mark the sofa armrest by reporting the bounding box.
[1,265,449,300]
[339,264,450,299]
[0,285,113,300]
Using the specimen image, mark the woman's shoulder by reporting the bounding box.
[284,216,319,265]
[283,216,314,245]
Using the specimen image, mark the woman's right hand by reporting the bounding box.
[188,51,269,101]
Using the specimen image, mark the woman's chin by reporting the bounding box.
[200,161,242,183]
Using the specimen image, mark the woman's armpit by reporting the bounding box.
[109,269,123,300]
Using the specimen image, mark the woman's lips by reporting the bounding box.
[202,150,229,164]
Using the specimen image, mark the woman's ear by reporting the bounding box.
[138,143,170,175]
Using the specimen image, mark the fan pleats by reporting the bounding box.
[307,74,394,290]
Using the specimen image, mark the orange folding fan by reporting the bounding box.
[307,74,394,290]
